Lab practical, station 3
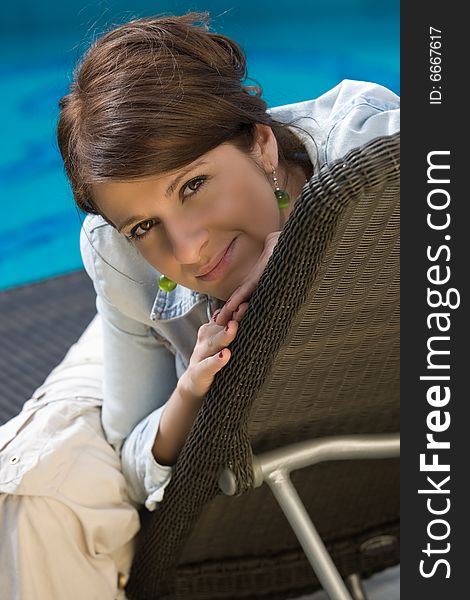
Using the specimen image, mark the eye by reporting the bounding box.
[127,175,209,242]
[182,175,208,198]
[128,219,156,241]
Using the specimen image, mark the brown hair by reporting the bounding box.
[57,11,317,226]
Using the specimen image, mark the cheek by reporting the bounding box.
[136,236,166,272]
[232,175,280,235]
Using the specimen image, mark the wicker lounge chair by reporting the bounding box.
[124,133,400,600]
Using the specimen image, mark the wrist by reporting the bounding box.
[151,375,205,466]
[177,371,204,404]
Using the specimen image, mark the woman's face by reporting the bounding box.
[92,125,298,301]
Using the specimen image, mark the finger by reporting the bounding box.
[188,348,232,397]
[221,301,249,325]
[201,347,231,372]
[211,308,222,322]
[216,286,253,325]
[226,282,255,312]
[216,285,242,327]
[215,347,231,363]
[214,303,233,327]
[232,301,249,322]
[220,318,239,339]
[195,319,239,363]
[204,347,231,377]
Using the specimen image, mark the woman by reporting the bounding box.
[0,11,400,599]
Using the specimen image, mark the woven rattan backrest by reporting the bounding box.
[126,133,400,600]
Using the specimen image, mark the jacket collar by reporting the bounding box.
[150,286,223,323]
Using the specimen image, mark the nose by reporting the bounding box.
[166,219,208,265]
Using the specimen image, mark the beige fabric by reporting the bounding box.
[0,315,140,600]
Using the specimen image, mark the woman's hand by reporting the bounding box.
[178,306,246,401]
[214,231,282,327]
[153,308,247,465]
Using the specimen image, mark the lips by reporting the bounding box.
[196,241,233,277]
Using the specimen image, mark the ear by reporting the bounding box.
[253,124,279,173]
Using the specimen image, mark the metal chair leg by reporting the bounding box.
[219,435,399,600]
[346,573,368,600]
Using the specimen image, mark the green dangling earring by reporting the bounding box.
[271,168,290,208]
[158,274,177,292]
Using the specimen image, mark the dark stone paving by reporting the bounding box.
[0,270,97,425]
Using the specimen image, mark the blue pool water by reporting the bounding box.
[0,2,399,292]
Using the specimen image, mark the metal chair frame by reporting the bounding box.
[219,433,400,600]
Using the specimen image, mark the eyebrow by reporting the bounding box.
[116,159,210,234]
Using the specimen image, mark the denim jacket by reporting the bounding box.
[79,79,400,510]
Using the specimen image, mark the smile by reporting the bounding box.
[195,237,238,282]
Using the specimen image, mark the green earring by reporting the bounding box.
[158,274,177,292]
[271,168,290,208]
